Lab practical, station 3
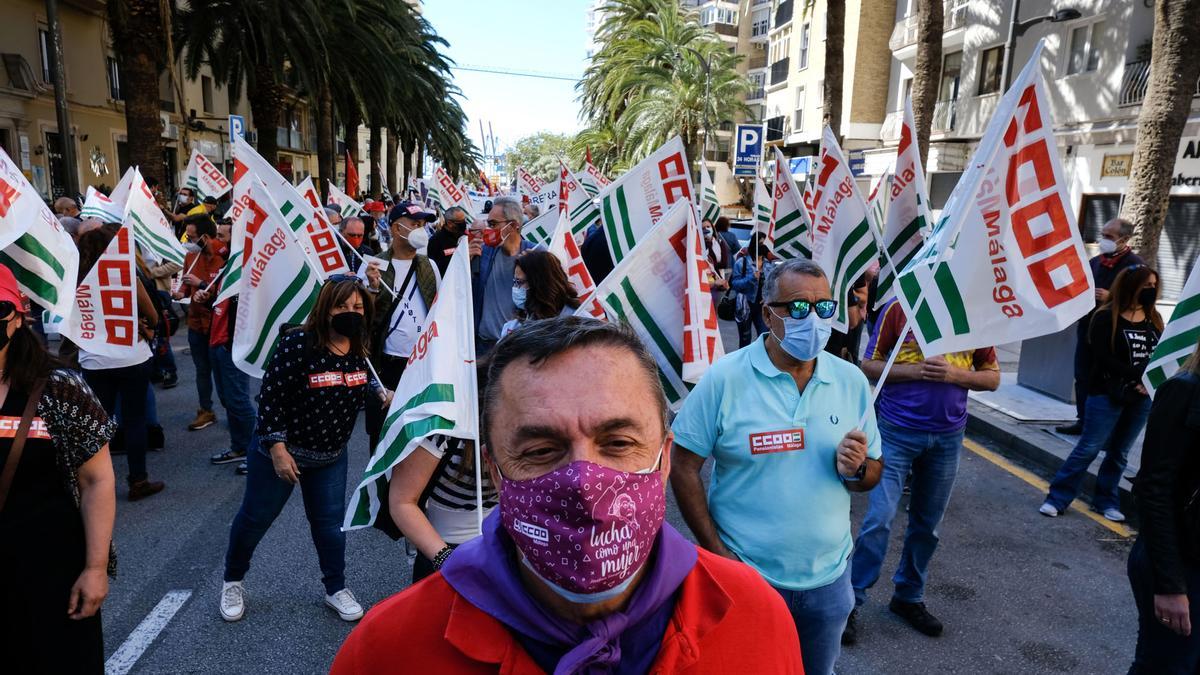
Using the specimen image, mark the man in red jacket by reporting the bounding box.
[333,318,803,674]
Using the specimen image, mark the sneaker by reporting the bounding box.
[889,598,943,637]
[1055,421,1083,435]
[128,479,165,502]
[211,449,246,465]
[220,581,246,622]
[188,409,217,431]
[1101,507,1126,523]
[147,424,165,451]
[162,372,179,389]
[325,588,364,621]
[235,461,248,476]
[1038,502,1061,518]
[842,607,860,646]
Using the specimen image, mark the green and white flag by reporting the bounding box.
[80,185,124,223]
[698,160,722,225]
[586,201,723,410]
[62,221,150,359]
[768,146,812,260]
[558,161,600,242]
[1144,254,1200,394]
[0,147,78,319]
[433,166,475,214]
[598,136,695,265]
[875,96,931,309]
[126,168,187,267]
[516,167,559,218]
[345,241,480,532]
[809,126,880,332]
[327,181,364,217]
[521,208,556,247]
[895,43,1094,356]
[579,161,611,199]
[752,176,772,238]
[231,179,322,378]
[548,211,604,319]
[184,148,232,200]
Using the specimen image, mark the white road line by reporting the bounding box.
[105,590,193,675]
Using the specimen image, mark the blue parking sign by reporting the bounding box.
[733,124,765,176]
[228,115,245,143]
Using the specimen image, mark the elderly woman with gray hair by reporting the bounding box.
[470,196,535,356]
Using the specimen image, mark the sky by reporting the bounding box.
[422,0,589,158]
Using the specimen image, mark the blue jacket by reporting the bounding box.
[472,239,537,328]
[730,254,776,302]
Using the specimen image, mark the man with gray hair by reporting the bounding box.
[53,196,80,218]
[427,205,469,275]
[671,257,882,675]
[471,196,534,355]
[1057,216,1145,435]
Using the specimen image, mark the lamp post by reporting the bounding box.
[44,0,78,199]
[1000,1,1082,92]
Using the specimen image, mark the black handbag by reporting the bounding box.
[717,290,736,321]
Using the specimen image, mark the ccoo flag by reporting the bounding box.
[598,136,695,265]
[895,42,1094,356]
[586,201,722,409]
[751,176,772,239]
[433,166,475,214]
[698,160,722,225]
[768,146,812,260]
[521,208,556,248]
[126,168,187,267]
[81,185,125,223]
[558,161,601,242]
[548,211,604,319]
[345,241,480,532]
[809,126,880,332]
[184,149,232,200]
[327,181,365,217]
[1143,253,1200,395]
[62,222,149,359]
[875,96,932,309]
[579,160,611,198]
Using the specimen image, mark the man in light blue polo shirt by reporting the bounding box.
[671,258,882,675]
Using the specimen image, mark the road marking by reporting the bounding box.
[105,590,192,675]
[962,438,1134,538]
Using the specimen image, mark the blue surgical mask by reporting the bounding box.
[771,311,832,361]
[511,286,527,309]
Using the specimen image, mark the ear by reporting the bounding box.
[660,432,673,484]
[482,443,502,489]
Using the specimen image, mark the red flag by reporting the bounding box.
[586,146,593,164]
[480,170,495,196]
[558,162,569,216]
[345,150,359,197]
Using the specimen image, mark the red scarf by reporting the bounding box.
[1099,246,1131,269]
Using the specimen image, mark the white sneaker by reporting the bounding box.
[220,581,246,622]
[1102,508,1126,522]
[325,588,364,621]
[1038,502,1060,518]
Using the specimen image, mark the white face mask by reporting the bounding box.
[407,227,429,251]
[1098,238,1118,255]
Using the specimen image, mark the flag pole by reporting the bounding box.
[330,227,395,298]
[461,235,485,536]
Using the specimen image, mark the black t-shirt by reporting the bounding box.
[427,228,464,276]
[0,391,78,542]
[1087,311,1161,395]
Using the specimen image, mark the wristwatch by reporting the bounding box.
[842,462,867,482]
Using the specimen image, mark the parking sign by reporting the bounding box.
[228,115,245,143]
[733,124,765,176]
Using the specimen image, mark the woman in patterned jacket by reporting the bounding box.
[0,263,117,674]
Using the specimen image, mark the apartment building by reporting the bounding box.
[875,0,1200,299]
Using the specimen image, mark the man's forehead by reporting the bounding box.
[777,271,830,297]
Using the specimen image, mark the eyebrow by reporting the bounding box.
[508,417,646,446]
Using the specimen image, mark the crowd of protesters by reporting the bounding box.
[7,177,1195,674]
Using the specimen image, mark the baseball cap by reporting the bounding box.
[364,200,387,214]
[203,196,218,205]
[388,200,437,224]
[0,264,29,314]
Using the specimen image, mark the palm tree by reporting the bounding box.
[107,0,166,183]
[822,0,846,144]
[911,0,944,168]
[1121,0,1200,263]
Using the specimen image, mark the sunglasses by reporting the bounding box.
[0,301,15,320]
[486,219,515,228]
[324,273,363,286]
[767,298,838,320]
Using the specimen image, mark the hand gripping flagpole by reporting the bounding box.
[330,227,395,298]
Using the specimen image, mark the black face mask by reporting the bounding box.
[1137,288,1156,308]
[330,312,364,340]
[0,319,13,352]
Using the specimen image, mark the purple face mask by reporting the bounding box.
[499,454,667,603]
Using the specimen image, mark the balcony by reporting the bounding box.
[747,86,766,102]
[932,99,956,133]
[712,22,739,38]
[770,57,790,86]
[889,1,969,52]
[766,115,785,142]
[775,0,793,29]
[1119,59,1200,107]
[747,51,767,70]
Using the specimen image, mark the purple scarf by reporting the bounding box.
[441,510,698,674]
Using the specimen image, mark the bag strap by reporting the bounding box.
[418,440,457,511]
[0,378,47,514]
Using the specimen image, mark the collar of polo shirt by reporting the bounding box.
[748,334,834,384]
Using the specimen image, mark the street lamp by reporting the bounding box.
[1000,2,1083,91]
[685,47,713,166]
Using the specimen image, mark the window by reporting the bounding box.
[977,46,1003,95]
[939,51,962,102]
[901,77,913,109]
[799,22,811,69]
[794,85,805,131]
[201,75,214,114]
[770,27,791,63]
[38,29,51,82]
[1067,20,1105,75]
[751,7,771,36]
[106,56,122,100]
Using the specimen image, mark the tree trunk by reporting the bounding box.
[316,83,334,202]
[108,0,164,184]
[368,123,382,198]
[911,0,943,169]
[246,62,282,166]
[343,109,361,168]
[822,0,846,145]
[416,138,425,178]
[1120,0,1200,264]
[385,128,399,198]
[401,133,414,190]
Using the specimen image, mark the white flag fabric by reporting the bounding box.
[895,43,1094,356]
[521,209,556,248]
[558,162,601,242]
[548,211,604,319]
[587,201,722,410]
[62,222,149,359]
[327,181,364,217]
[597,136,695,265]
[516,167,560,219]
[578,161,611,198]
[516,167,545,198]
[0,148,78,318]
[768,146,812,260]
[184,149,232,200]
[698,160,722,225]
[876,97,932,309]
[1144,253,1200,395]
[231,180,322,378]
[345,241,479,531]
[126,169,187,267]
[752,177,772,238]
[81,185,125,223]
[433,167,475,214]
[809,126,880,333]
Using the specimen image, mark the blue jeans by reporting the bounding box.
[737,301,766,347]
[772,563,854,675]
[83,360,152,482]
[852,419,963,605]
[1128,536,1200,673]
[210,343,257,454]
[1046,394,1151,512]
[188,328,213,411]
[224,447,349,594]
